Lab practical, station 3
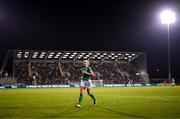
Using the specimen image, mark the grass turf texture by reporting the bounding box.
[0,86,180,118]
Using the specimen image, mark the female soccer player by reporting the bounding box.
[75,60,96,108]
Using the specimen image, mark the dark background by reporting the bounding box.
[0,0,180,79]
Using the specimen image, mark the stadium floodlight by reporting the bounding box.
[136,73,140,76]
[55,54,60,57]
[66,52,70,55]
[49,54,53,57]
[160,10,176,24]
[132,53,135,56]
[34,52,38,54]
[71,54,75,57]
[70,54,76,57]
[17,54,21,58]
[39,56,44,59]
[160,9,176,81]
[24,54,28,58]
[50,52,55,55]
[128,56,132,58]
[100,55,104,57]
[125,53,129,56]
[24,52,29,58]
[32,56,37,59]
[54,56,59,59]
[33,54,37,56]
[124,57,128,60]
[39,56,44,58]
[57,52,62,54]
[73,52,77,55]
[40,54,45,57]
[41,52,46,55]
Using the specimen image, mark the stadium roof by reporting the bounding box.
[14,50,144,62]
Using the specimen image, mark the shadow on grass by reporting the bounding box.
[37,104,145,118]
[38,105,97,118]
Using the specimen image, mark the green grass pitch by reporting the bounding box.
[0,86,180,118]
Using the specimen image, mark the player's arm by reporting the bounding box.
[91,70,94,77]
[84,70,94,77]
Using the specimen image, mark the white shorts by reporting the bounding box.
[80,80,92,88]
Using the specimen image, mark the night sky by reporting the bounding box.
[0,0,180,79]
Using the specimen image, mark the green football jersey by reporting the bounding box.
[82,66,92,81]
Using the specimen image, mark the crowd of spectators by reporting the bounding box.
[31,62,64,85]
[91,62,144,84]
[15,61,29,85]
[14,61,145,85]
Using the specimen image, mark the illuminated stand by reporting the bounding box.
[0,50,149,87]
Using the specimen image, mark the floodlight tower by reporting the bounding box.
[160,9,176,82]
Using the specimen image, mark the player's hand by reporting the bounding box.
[82,69,86,74]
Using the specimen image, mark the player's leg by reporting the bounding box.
[79,86,85,105]
[87,81,96,105]
[76,80,85,108]
[76,86,84,108]
[87,88,96,104]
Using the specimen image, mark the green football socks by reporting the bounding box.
[89,93,96,103]
[79,94,83,105]
[78,93,96,106]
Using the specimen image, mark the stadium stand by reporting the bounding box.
[0,50,149,86]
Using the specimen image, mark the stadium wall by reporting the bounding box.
[0,83,163,89]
